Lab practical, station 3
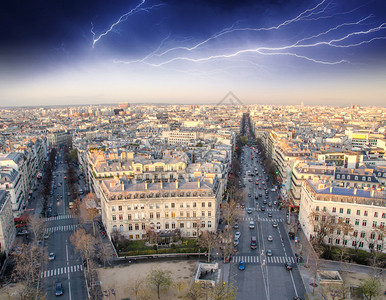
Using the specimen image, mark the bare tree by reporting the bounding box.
[79,193,99,235]
[197,231,219,262]
[147,268,172,299]
[12,243,45,286]
[209,281,237,300]
[127,277,148,300]
[28,215,46,243]
[97,242,114,268]
[184,282,205,300]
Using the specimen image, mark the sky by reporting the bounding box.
[0,0,385,107]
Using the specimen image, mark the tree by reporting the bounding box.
[97,242,114,268]
[79,193,99,235]
[13,243,45,286]
[184,282,205,300]
[28,215,46,242]
[147,268,172,299]
[197,231,218,262]
[209,282,237,300]
[358,277,381,300]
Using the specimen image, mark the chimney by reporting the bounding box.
[354,188,357,195]
[198,179,200,188]
[371,189,374,197]
[176,180,178,189]
[122,183,125,191]
[145,182,147,190]
[330,186,332,193]
[160,181,163,189]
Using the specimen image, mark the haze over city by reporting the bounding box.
[1,0,386,107]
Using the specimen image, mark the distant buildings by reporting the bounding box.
[0,191,16,255]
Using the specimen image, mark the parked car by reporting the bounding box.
[235,232,241,239]
[16,229,28,236]
[49,252,56,261]
[233,223,239,229]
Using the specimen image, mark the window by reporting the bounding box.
[118,205,122,211]
[374,212,378,218]
[120,225,124,232]
[165,212,169,218]
[331,216,335,223]
[360,231,365,238]
[128,224,132,231]
[369,243,374,250]
[127,205,131,210]
[353,231,358,237]
[372,221,377,228]
[342,175,345,179]
[337,229,341,235]
[156,222,160,230]
[377,245,382,251]
[355,176,358,180]
[352,241,357,247]
[180,203,184,208]
[342,240,347,246]
[135,224,139,230]
[150,212,153,219]
[193,211,197,217]
[336,174,340,179]
[202,202,205,208]
[208,202,212,208]
[112,215,116,221]
[149,204,153,209]
[358,242,364,248]
[112,206,116,212]
[165,223,169,229]
[362,220,367,226]
[335,239,340,245]
[180,222,184,228]
[140,204,145,210]
[186,202,190,208]
[208,221,212,228]
[171,212,175,218]
[370,232,376,239]
[314,215,319,221]
[347,175,350,180]
[356,210,360,216]
[382,213,386,219]
[180,212,184,217]
[202,211,205,217]
[347,209,351,214]
[172,222,176,229]
[201,221,205,228]
[165,203,168,208]
[208,211,211,217]
[364,211,368,216]
[380,222,385,229]
[186,212,190,218]
[378,234,383,241]
[322,216,326,222]
[193,202,196,208]
[328,238,332,244]
[316,206,320,212]
[355,219,359,225]
[339,208,343,213]
[156,203,160,209]
[345,218,350,224]
[119,215,123,220]
[156,212,160,219]
[113,225,117,232]
[171,203,175,208]
[332,207,336,213]
[134,204,138,210]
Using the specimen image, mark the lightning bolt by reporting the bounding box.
[111,0,386,68]
[91,0,164,48]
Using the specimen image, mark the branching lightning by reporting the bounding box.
[106,0,386,69]
[91,0,164,48]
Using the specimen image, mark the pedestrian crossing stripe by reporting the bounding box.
[232,255,295,264]
[44,214,74,222]
[45,224,78,233]
[259,218,284,222]
[41,264,83,278]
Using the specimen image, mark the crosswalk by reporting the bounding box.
[45,224,78,233]
[232,255,295,264]
[45,214,74,222]
[241,217,283,222]
[41,264,83,278]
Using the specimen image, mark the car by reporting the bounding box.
[16,229,28,236]
[272,222,278,228]
[249,221,255,229]
[261,206,265,211]
[267,235,273,241]
[56,283,64,296]
[266,249,273,256]
[268,212,272,217]
[247,208,253,214]
[258,193,262,197]
[49,252,56,261]
[234,238,239,246]
[285,262,293,270]
[44,233,49,240]
[263,200,267,204]
[235,232,241,239]
[238,261,245,271]
[271,188,276,192]
[268,202,272,207]
[250,236,257,249]
[233,223,239,229]
[248,193,251,197]
[273,201,278,206]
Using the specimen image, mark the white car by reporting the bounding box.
[49,252,56,261]
[249,221,255,229]
[267,235,273,242]
[235,232,241,239]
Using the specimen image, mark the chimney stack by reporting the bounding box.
[354,188,357,195]
[198,179,200,188]
[176,180,178,189]
[145,182,147,190]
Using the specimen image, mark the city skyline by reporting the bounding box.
[1,0,386,107]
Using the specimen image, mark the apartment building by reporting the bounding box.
[162,130,198,145]
[99,177,221,240]
[0,166,23,217]
[0,191,16,255]
[317,152,362,169]
[299,179,386,253]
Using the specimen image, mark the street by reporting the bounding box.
[230,146,305,300]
